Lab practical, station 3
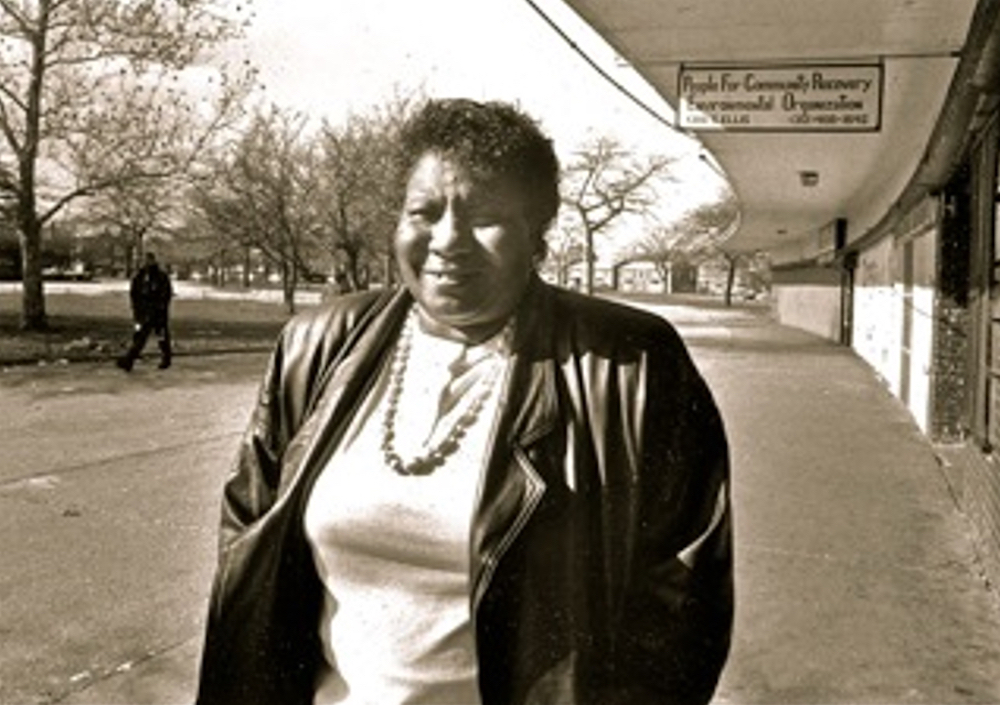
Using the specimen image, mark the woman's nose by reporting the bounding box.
[428,207,470,252]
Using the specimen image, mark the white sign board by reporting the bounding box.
[678,63,883,132]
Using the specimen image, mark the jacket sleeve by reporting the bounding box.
[214,311,331,551]
[212,293,389,552]
[607,326,734,705]
[215,340,289,551]
[197,325,326,705]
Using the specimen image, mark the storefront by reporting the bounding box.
[847,108,1000,590]
[937,112,1000,586]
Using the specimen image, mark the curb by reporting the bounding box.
[0,345,275,369]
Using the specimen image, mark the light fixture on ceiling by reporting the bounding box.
[799,170,819,187]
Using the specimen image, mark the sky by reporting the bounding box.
[232,0,729,256]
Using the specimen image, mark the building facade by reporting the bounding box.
[770,106,1000,592]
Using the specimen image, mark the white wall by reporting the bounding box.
[771,265,842,341]
[773,283,842,340]
[907,284,935,432]
[851,228,938,433]
[853,238,901,393]
[904,229,938,433]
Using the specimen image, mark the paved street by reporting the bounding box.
[0,354,267,705]
[2,303,1000,704]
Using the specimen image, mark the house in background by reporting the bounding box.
[615,259,699,294]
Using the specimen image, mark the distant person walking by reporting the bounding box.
[117,252,172,371]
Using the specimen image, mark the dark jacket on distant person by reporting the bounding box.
[129,262,172,324]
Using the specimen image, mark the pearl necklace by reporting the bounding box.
[380,315,504,476]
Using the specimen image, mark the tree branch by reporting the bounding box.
[0,0,31,35]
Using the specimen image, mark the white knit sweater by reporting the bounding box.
[304,320,509,704]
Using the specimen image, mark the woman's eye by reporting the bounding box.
[469,212,504,228]
[406,205,438,221]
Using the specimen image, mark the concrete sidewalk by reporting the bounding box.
[680,311,1000,704]
[28,304,1000,703]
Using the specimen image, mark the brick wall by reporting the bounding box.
[931,300,969,442]
[937,444,1000,598]
[931,199,971,443]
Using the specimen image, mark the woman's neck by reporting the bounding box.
[414,309,511,347]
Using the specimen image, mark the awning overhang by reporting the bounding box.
[561,0,994,261]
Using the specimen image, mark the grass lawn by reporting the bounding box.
[0,282,766,367]
[0,286,295,366]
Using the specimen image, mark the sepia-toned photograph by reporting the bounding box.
[2,1,1000,703]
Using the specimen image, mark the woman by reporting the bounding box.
[196,99,733,705]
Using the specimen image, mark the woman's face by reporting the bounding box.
[395,152,537,342]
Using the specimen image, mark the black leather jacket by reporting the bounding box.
[196,278,733,705]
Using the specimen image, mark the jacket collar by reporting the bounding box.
[277,287,411,499]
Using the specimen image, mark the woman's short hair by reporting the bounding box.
[398,99,561,242]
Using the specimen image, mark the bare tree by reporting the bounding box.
[700,247,770,305]
[168,201,244,284]
[0,0,253,329]
[313,100,410,293]
[671,194,746,304]
[191,93,420,302]
[542,215,587,287]
[561,136,674,294]
[543,208,586,286]
[632,221,691,289]
[194,105,320,313]
[81,175,186,276]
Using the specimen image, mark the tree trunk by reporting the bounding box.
[724,258,737,307]
[135,230,145,264]
[18,215,47,330]
[18,0,50,331]
[124,241,135,278]
[125,230,144,277]
[282,261,296,314]
[654,261,670,295]
[242,246,251,288]
[343,248,366,292]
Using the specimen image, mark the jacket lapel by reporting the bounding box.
[276,289,411,500]
[470,279,562,611]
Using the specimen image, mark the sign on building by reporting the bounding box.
[678,63,883,132]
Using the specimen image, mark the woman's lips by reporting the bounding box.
[425,267,479,281]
